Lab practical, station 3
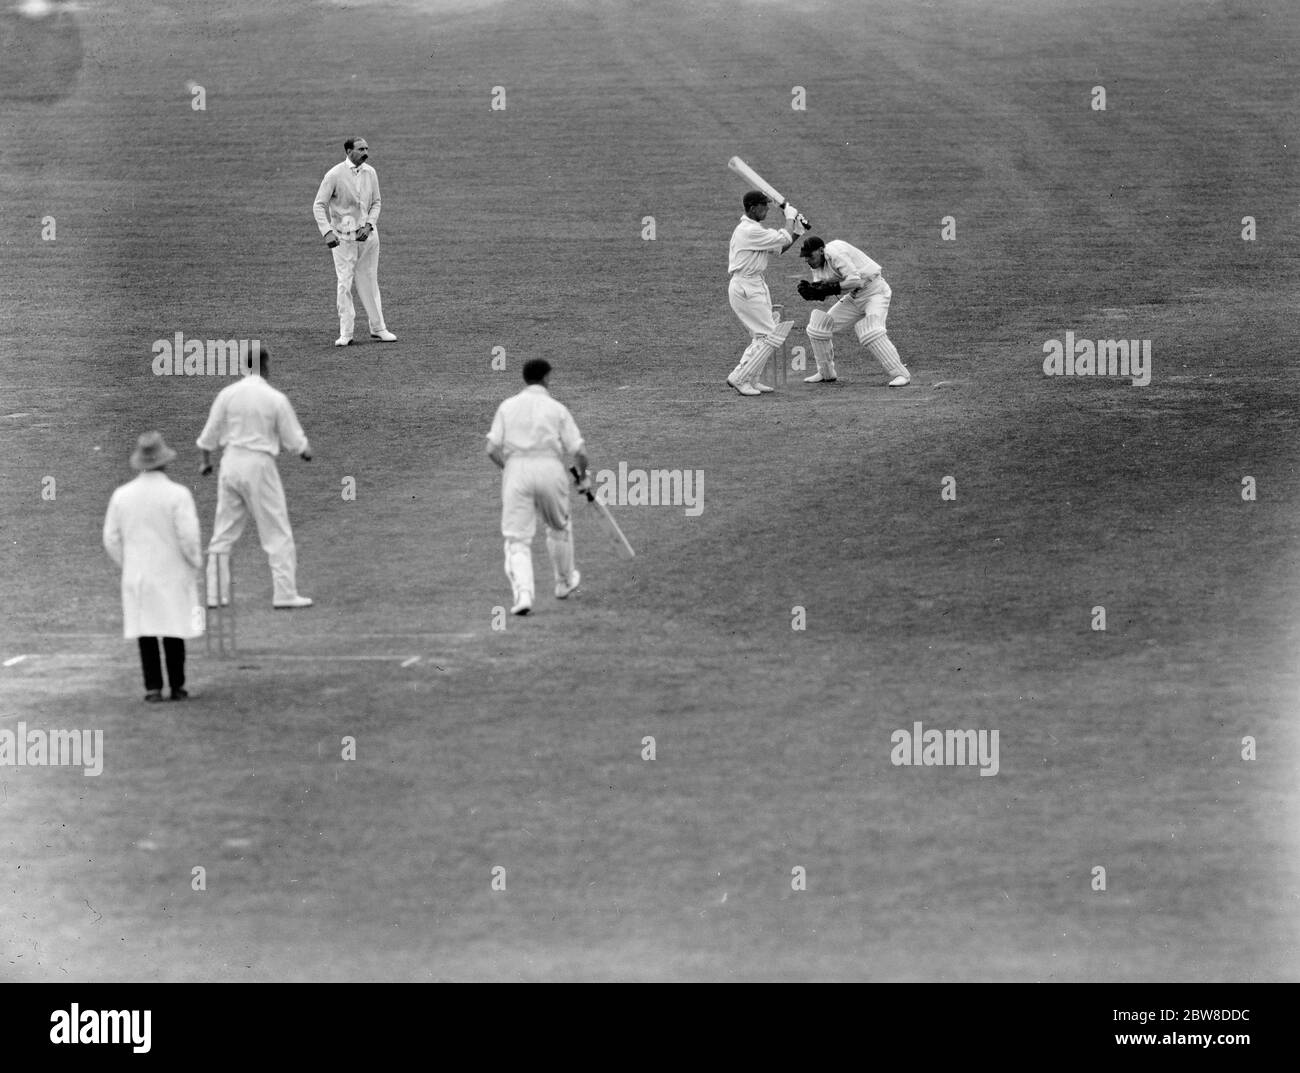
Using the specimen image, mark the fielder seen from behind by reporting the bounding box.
[797,235,910,386]
[726,190,805,397]
[486,359,588,616]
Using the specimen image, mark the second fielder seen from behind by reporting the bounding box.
[797,235,911,386]
[486,359,588,616]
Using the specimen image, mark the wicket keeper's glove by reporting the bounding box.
[797,279,835,301]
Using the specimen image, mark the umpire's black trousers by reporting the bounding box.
[138,637,185,692]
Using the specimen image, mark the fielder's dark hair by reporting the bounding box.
[344,137,366,153]
[799,236,826,256]
[522,358,551,384]
[254,344,270,375]
[742,190,770,211]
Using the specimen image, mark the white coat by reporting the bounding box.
[103,471,204,639]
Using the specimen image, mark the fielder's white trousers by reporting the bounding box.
[207,447,302,602]
[331,230,387,339]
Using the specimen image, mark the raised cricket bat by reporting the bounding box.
[571,468,635,560]
[727,156,810,229]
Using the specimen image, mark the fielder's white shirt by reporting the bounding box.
[811,239,882,291]
[313,159,381,236]
[486,385,585,462]
[728,216,793,276]
[196,374,310,458]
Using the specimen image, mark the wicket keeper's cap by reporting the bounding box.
[742,190,771,211]
[130,431,177,471]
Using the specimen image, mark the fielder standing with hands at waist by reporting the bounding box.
[726,190,805,396]
[313,136,397,347]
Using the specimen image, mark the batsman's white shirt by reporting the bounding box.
[313,159,381,237]
[728,216,791,338]
[728,216,792,277]
[487,385,585,539]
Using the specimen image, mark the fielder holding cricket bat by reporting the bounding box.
[486,359,589,616]
[725,190,805,396]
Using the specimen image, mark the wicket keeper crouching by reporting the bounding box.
[797,235,910,386]
[486,359,588,616]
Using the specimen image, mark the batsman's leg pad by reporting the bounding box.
[739,320,794,382]
[806,309,837,377]
[729,337,763,383]
[503,538,534,602]
[858,325,907,378]
[545,525,575,584]
[766,319,794,348]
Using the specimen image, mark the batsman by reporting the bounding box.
[485,358,588,616]
[725,190,805,396]
[796,235,911,387]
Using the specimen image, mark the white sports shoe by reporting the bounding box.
[555,570,581,599]
[273,595,314,609]
[888,373,912,387]
[752,380,774,393]
[370,330,397,342]
[510,592,533,615]
[727,376,761,396]
[334,336,352,347]
[804,372,837,383]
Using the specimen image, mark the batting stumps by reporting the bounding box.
[205,552,235,657]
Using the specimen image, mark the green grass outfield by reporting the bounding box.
[1,0,1297,980]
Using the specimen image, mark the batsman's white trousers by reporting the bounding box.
[207,446,302,602]
[500,454,574,599]
[331,229,388,338]
[728,273,778,336]
[501,454,571,540]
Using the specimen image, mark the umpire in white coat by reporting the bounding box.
[103,432,204,702]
